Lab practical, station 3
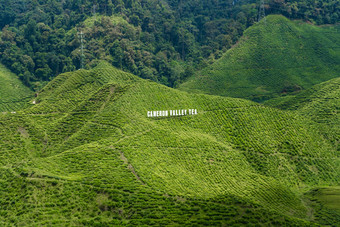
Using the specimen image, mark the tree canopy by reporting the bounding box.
[0,0,339,89]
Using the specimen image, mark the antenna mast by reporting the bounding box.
[77,31,85,69]
[258,0,266,23]
[92,4,97,20]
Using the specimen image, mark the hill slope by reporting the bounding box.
[179,15,340,101]
[0,62,339,225]
[265,77,339,147]
[0,63,33,112]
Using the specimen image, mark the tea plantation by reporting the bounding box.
[0,62,339,225]
[0,64,33,112]
[265,77,339,148]
[179,15,340,102]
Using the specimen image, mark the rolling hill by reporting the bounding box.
[264,77,340,225]
[0,62,339,225]
[179,15,340,101]
[264,77,339,149]
[0,63,33,112]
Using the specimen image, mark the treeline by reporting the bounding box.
[0,0,338,90]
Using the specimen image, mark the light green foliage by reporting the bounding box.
[0,62,338,225]
[180,15,340,101]
[0,64,33,112]
[83,15,130,27]
[265,77,339,149]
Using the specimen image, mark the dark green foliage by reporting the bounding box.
[0,0,339,89]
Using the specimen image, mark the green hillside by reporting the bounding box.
[0,64,33,112]
[265,77,339,149]
[265,77,340,225]
[0,62,339,225]
[179,15,340,101]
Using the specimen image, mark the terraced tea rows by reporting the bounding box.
[265,77,340,149]
[0,64,33,112]
[0,62,338,225]
[180,15,340,101]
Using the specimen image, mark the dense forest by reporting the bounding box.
[0,0,339,90]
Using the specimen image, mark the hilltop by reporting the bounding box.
[0,62,339,225]
[179,15,340,101]
[0,63,33,112]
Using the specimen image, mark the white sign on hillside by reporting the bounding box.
[147,109,198,118]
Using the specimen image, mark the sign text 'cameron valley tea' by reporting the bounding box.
[147,109,198,118]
